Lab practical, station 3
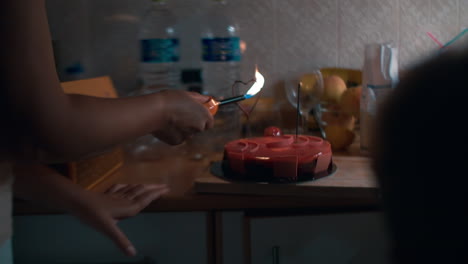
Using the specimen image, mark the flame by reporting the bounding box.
[245,68,265,98]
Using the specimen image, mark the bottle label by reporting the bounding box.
[141,38,180,63]
[202,37,241,62]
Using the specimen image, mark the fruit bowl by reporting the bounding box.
[303,68,362,150]
[320,67,362,87]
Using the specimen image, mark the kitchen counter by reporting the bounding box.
[12,138,384,264]
[13,137,381,215]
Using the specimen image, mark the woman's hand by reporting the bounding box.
[73,184,169,256]
[14,163,169,257]
[151,91,214,145]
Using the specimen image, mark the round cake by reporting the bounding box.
[222,127,333,183]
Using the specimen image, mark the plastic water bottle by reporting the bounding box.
[192,0,242,154]
[138,0,180,92]
[201,0,241,98]
[129,0,180,160]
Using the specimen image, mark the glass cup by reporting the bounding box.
[284,69,324,135]
[315,102,357,151]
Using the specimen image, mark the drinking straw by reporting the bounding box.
[426,32,443,48]
[442,28,468,49]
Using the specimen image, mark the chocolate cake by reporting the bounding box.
[222,127,333,183]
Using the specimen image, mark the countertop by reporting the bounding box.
[13,137,381,215]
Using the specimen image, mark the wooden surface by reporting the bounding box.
[97,150,380,212]
[194,156,377,198]
[14,136,381,215]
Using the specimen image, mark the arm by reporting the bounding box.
[1,0,213,161]
[13,162,169,256]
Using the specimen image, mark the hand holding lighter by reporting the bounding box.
[203,69,265,116]
[203,95,247,116]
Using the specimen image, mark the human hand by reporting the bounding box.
[72,183,169,256]
[151,90,214,145]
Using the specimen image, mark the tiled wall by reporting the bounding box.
[46,0,468,96]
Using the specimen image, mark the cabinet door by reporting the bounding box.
[249,212,390,264]
[221,211,245,264]
[13,212,208,264]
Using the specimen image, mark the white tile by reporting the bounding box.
[169,1,208,71]
[429,0,458,26]
[87,0,207,94]
[46,0,468,95]
[230,0,276,95]
[338,0,399,69]
[46,0,88,39]
[340,0,398,30]
[45,0,90,80]
[399,0,458,34]
[86,0,149,94]
[459,0,468,32]
[399,27,457,70]
[274,0,338,81]
[400,0,431,25]
[340,30,398,69]
[399,0,460,70]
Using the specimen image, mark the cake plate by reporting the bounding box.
[210,160,337,184]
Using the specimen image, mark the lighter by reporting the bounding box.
[203,69,265,115]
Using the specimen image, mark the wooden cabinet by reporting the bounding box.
[220,211,391,264]
[14,211,390,264]
[247,212,391,264]
[221,212,245,264]
[13,212,208,264]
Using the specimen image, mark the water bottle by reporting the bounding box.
[128,0,180,160]
[194,0,242,154]
[360,43,399,153]
[201,0,241,98]
[138,0,180,93]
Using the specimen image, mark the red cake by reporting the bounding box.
[222,127,334,183]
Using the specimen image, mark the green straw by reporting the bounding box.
[442,28,468,49]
